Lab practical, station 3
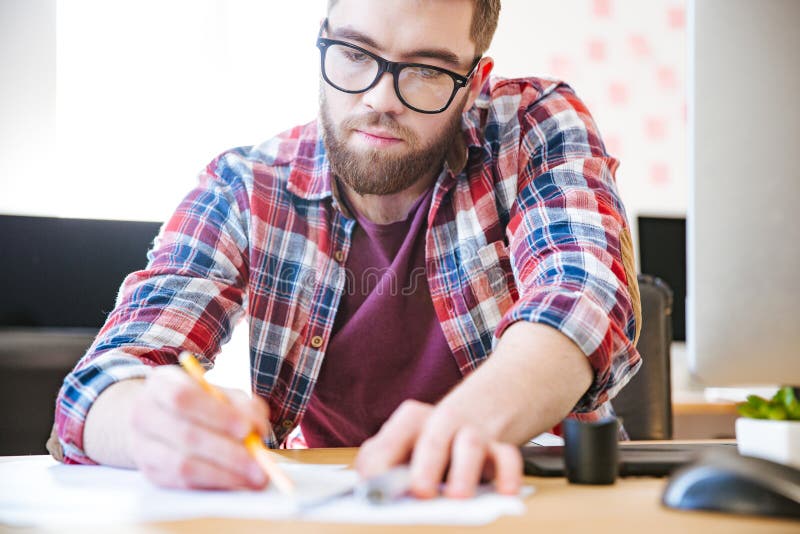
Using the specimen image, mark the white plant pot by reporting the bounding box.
[736,417,800,469]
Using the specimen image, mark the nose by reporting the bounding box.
[360,71,405,115]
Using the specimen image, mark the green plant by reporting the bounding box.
[737,387,800,420]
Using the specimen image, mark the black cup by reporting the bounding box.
[563,417,619,485]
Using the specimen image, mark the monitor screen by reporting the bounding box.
[638,216,686,341]
[687,0,800,386]
[0,215,161,328]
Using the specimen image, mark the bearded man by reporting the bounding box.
[54,0,641,498]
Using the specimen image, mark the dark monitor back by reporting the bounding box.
[0,215,161,328]
[638,216,686,341]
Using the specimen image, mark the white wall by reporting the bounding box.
[0,0,56,210]
[1,0,687,224]
[491,0,688,222]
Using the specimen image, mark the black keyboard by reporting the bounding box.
[522,442,739,477]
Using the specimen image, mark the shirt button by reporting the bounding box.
[310,335,324,348]
[281,419,294,429]
[445,299,454,313]
[334,250,345,263]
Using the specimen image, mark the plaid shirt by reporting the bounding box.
[55,77,642,464]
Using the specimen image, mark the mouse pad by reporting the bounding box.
[521,442,738,478]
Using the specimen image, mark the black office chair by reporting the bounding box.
[613,274,674,440]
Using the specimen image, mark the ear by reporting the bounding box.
[462,57,494,112]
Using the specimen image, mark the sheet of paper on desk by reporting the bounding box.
[0,456,532,527]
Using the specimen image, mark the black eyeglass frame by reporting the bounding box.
[316,22,481,114]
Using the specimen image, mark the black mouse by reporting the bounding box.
[662,449,800,519]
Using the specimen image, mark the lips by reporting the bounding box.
[351,128,405,148]
[354,129,401,141]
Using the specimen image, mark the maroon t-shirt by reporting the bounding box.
[301,186,463,447]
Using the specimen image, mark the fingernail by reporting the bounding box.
[358,461,380,478]
[249,463,266,485]
[355,454,383,478]
[500,482,519,495]
[458,484,475,498]
[413,479,436,498]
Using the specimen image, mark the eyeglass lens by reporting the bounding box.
[323,43,456,112]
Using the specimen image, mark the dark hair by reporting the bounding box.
[326,0,501,55]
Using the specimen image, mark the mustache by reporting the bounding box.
[341,112,415,142]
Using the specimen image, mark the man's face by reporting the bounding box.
[320,0,481,196]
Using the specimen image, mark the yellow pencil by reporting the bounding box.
[178,351,295,496]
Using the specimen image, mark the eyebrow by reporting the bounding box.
[328,24,466,69]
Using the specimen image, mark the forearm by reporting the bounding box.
[56,170,249,464]
[82,378,145,468]
[437,321,593,444]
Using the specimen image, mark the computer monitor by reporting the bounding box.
[687,0,800,386]
[638,216,686,341]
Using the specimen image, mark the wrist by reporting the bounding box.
[435,388,508,442]
[83,378,145,468]
[438,321,593,445]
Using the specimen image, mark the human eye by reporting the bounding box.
[342,48,370,63]
[409,66,446,80]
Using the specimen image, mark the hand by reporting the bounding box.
[129,365,271,490]
[355,400,522,499]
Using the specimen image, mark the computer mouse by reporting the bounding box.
[662,449,800,519]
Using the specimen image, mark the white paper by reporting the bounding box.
[0,456,532,527]
[528,432,565,446]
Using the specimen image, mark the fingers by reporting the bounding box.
[132,436,262,490]
[129,365,272,490]
[225,388,270,439]
[436,433,522,499]
[408,408,459,498]
[357,400,523,500]
[486,442,523,495]
[356,401,522,499]
[443,427,486,498]
[356,400,431,478]
[131,400,265,487]
[147,366,252,439]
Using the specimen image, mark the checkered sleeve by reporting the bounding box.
[54,151,252,464]
[494,84,642,413]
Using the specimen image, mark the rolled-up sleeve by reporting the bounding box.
[494,86,641,413]
[54,152,252,464]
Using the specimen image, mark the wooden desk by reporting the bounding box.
[2,448,796,534]
[673,401,739,416]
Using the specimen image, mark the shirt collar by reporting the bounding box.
[284,121,333,201]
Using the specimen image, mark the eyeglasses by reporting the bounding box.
[316,22,481,114]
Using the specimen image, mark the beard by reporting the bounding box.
[319,91,466,196]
